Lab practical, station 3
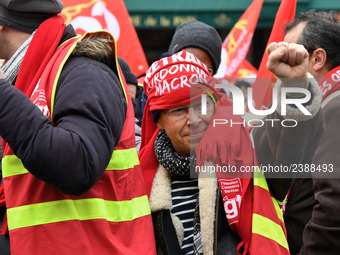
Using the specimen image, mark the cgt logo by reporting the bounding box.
[61,0,120,40]
[224,195,242,220]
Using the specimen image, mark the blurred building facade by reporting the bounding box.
[125,0,340,75]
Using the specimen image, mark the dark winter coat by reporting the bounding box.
[0,24,126,254]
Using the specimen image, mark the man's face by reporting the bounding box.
[284,22,306,44]
[127,83,137,102]
[284,22,316,76]
[0,28,11,60]
[157,98,215,157]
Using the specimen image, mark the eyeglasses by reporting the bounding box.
[162,98,215,120]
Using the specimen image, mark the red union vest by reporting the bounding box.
[249,169,290,254]
[1,32,156,255]
[217,167,289,255]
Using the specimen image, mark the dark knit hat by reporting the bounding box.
[168,20,222,74]
[0,0,63,33]
[117,57,138,86]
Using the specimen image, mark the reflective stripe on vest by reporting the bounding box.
[253,168,289,252]
[1,31,156,254]
[253,167,284,221]
[2,148,139,178]
[252,214,289,251]
[3,151,148,232]
[7,195,150,231]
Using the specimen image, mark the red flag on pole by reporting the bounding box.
[61,0,148,77]
[215,0,263,79]
[251,0,297,110]
[236,59,257,80]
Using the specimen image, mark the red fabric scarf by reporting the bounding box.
[139,98,254,253]
[138,51,255,253]
[0,185,6,235]
[0,15,66,235]
[195,103,254,253]
[2,15,65,155]
[15,16,66,97]
[140,50,211,151]
[318,66,340,100]
[139,50,211,195]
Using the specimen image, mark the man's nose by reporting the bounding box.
[187,108,202,125]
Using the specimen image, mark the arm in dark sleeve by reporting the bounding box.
[252,78,324,201]
[299,99,340,255]
[0,57,126,195]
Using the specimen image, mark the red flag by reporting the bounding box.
[252,0,297,110]
[61,0,148,77]
[215,0,263,79]
[235,59,257,80]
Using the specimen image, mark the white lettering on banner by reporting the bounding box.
[162,80,171,95]
[154,82,160,96]
[190,74,208,85]
[151,73,159,87]
[161,56,169,66]
[150,61,160,77]
[179,64,190,73]
[186,52,199,65]
[169,65,179,74]
[331,70,340,82]
[152,71,206,96]
[179,76,190,87]
[145,51,209,88]
[191,65,200,75]
[320,80,332,96]
[171,53,185,63]
[159,68,168,80]
[30,80,51,118]
[143,50,213,96]
[225,32,253,76]
[171,78,180,90]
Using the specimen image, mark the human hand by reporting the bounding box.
[266,42,309,89]
[0,68,3,79]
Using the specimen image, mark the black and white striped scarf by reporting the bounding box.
[1,30,36,84]
[154,129,196,177]
[0,31,35,179]
[154,129,203,254]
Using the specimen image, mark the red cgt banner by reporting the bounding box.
[61,0,148,77]
[215,0,263,79]
[235,59,257,80]
[251,0,297,110]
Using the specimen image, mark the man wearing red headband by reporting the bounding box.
[139,47,324,254]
